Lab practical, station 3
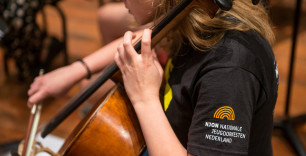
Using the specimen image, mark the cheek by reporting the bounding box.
[135,14,152,25]
[134,6,154,25]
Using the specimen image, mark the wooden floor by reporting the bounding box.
[0,0,306,155]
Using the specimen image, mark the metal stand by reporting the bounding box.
[273,0,306,155]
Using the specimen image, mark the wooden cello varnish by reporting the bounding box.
[58,85,146,156]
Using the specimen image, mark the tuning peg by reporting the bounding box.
[214,0,233,11]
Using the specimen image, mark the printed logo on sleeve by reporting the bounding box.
[214,106,235,120]
[204,106,246,144]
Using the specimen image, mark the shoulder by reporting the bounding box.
[198,30,273,71]
[171,30,274,82]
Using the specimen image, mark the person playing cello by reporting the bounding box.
[28,0,278,155]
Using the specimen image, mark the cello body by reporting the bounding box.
[58,85,146,156]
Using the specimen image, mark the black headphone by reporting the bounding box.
[214,0,261,11]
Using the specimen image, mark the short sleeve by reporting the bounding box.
[187,67,261,156]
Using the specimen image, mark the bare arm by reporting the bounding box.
[27,30,143,107]
[134,99,187,156]
[115,29,190,156]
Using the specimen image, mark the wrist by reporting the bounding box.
[75,59,92,79]
[70,60,91,81]
[133,97,162,113]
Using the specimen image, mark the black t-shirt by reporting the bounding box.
[163,30,279,155]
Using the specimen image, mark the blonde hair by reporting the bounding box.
[154,0,275,54]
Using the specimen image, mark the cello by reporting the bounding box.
[19,0,253,155]
[56,1,220,155]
